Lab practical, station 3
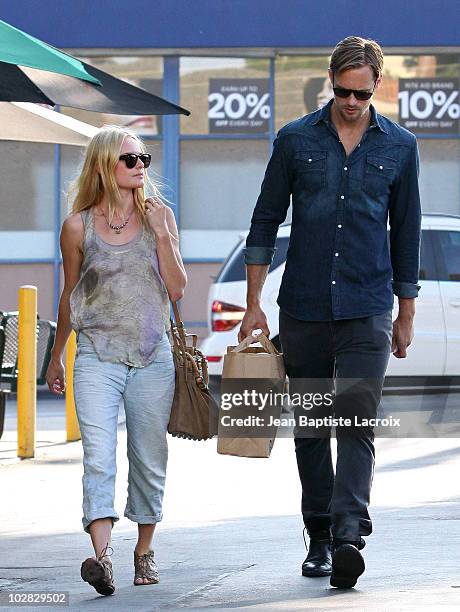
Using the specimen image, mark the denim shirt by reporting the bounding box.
[244,100,422,321]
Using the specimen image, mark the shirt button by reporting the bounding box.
[335,252,339,256]
[379,165,383,170]
[340,195,345,200]
[338,224,342,228]
[343,166,348,171]
[357,143,361,147]
[332,281,336,285]
[308,158,312,163]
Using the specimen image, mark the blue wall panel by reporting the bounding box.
[1,0,459,49]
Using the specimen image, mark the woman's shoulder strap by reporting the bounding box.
[79,208,94,229]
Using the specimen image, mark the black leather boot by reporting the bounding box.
[301,528,332,577]
[330,540,365,588]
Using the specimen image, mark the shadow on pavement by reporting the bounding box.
[0,508,459,610]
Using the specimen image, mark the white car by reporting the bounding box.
[201,214,460,390]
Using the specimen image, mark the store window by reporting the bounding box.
[180,140,270,259]
[0,142,55,259]
[179,56,273,260]
[275,55,330,131]
[180,57,271,135]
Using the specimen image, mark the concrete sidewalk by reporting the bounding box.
[0,391,125,466]
[1,395,460,611]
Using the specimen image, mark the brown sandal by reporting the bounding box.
[133,550,159,585]
[81,543,115,596]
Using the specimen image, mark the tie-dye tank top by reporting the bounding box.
[69,207,171,367]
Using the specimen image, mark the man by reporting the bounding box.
[239,36,421,589]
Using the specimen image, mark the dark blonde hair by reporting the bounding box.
[329,36,384,80]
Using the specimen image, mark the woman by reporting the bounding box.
[46,125,186,595]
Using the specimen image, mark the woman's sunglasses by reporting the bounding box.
[333,80,376,101]
[119,153,152,169]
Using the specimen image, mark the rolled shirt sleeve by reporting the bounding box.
[389,137,422,298]
[243,245,276,265]
[392,280,421,298]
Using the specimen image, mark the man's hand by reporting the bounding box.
[391,315,414,358]
[238,305,270,342]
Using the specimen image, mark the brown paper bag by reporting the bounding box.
[217,333,286,458]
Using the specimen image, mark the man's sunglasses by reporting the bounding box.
[333,80,376,101]
[119,153,152,169]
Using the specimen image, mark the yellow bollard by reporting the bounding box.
[17,285,37,459]
[65,330,81,441]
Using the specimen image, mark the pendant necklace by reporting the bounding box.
[101,207,135,234]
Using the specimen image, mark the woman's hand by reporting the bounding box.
[144,197,169,238]
[45,357,66,395]
[147,202,187,301]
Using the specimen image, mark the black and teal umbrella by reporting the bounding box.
[0,19,101,85]
[0,19,189,116]
[4,61,190,116]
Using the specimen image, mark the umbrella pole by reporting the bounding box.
[163,57,180,219]
[53,141,61,319]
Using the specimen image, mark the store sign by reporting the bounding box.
[398,78,460,134]
[208,79,270,133]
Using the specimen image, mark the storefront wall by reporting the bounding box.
[0,8,459,334]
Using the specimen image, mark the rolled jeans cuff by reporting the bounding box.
[124,511,163,524]
[83,513,119,534]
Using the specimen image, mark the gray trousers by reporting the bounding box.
[279,309,393,542]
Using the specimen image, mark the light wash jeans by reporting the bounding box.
[73,330,175,534]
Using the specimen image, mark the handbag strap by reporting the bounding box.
[171,302,198,348]
[171,301,186,343]
[172,301,182,326]
[231,332,280,356]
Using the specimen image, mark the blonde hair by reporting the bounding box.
[69,125,164,226]
[330,36,384,80]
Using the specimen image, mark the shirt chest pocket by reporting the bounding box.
[363,155,397,198]
[293,150,327,195]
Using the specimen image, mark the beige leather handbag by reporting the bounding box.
[167,302,218,440]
